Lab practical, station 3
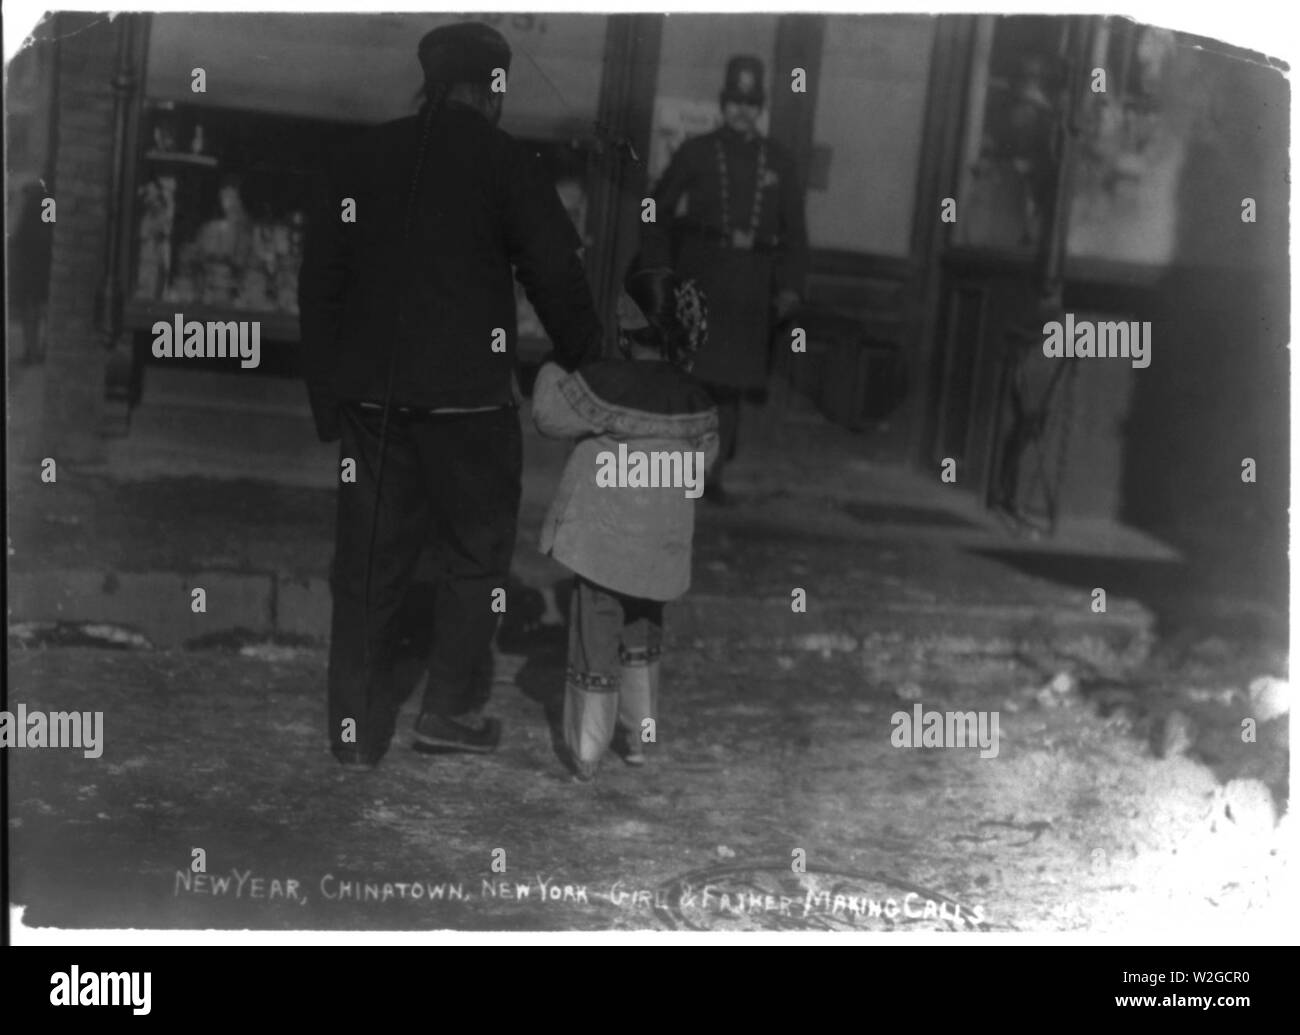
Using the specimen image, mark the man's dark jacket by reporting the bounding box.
[299,103,602,435]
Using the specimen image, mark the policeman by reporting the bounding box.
[299,22,603,768]
[647,54,808,502]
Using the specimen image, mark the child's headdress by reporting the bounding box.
[621,255,708,371]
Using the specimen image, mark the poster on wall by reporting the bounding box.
[648,96,721,183]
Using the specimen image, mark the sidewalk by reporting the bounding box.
[6,364,1180,655]
[7,364,1290,936]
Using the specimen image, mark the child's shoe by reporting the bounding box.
[614,725,645,766]
[563,684,617,780]
[616,661,659,766]
[623,735,646,767]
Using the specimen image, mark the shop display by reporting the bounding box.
[952,18,1070,254]
[160,175,303,311]
[129,103,337,324]
[134,174,175,300]
[127,103,593,346]
[135,171,304,313]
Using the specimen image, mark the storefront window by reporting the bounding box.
[1065,20,1201,266]
[806,14,935,257]
[130,12,608,351]
[952,15,1071,255]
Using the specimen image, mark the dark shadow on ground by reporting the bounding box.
[501,577,573,771]
[390,575,573,768]
[970,549,1287,651]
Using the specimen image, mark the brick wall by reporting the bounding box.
[41,12,119,463]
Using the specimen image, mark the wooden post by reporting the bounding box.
[766,14,824,421]
[585,14,663,354]
[768,14,824,190]
[98,14,145,341]
[101,14,151,433]
[906,15,978,469]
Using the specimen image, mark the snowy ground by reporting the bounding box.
[7,624,1290,936]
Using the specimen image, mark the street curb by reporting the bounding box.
[675,595,1152,650]
[8,568,1153,651]
[9,570,275,648]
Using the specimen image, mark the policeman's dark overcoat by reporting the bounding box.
[647,125,808,391]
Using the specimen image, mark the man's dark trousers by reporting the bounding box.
[328,402,522,755]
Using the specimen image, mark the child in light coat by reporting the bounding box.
[532,260,717,780]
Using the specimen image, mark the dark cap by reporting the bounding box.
[720,55,765,107]
[418,22,512,86]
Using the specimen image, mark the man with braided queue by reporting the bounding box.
[299,22,603,768]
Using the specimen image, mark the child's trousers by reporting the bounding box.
[563,576,663,774]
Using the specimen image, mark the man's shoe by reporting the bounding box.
[412,712,502,754]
